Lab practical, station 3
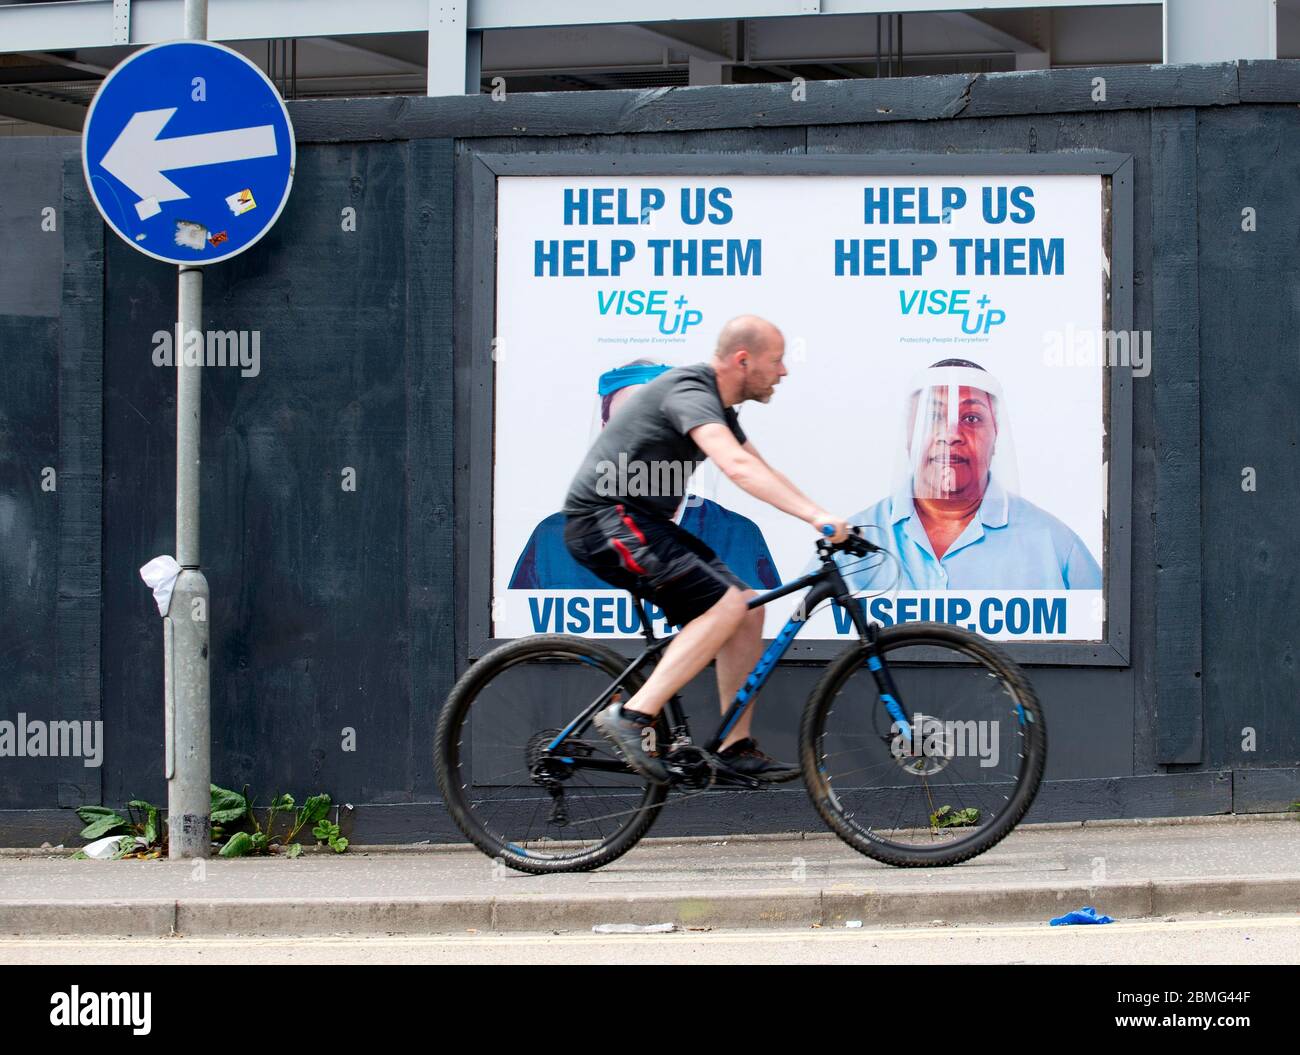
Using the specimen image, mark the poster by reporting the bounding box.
[492,173,1107,642]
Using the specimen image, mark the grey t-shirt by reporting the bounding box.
[564,363,747,520]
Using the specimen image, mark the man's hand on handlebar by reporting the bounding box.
[811,511,850,543]
[813,521,881,559]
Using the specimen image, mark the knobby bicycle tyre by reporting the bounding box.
[434,634,670,874]
[799,621,1047,868]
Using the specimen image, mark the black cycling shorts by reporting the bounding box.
[563,504,747,629]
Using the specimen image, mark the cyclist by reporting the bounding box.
[562,315,849,783]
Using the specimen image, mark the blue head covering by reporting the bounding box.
[597,362,671,397]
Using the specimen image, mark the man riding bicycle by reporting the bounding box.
[562,315,850,784]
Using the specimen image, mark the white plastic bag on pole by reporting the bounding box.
[139,555,182,617]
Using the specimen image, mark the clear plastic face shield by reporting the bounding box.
[589,361,669,441]
[588,360,722,520]
[893,365,1019,503]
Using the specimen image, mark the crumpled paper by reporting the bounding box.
[139,554,182,616]
[82,834,146,860]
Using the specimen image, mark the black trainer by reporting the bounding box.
[717,738,801,783]
[592,703,671,784]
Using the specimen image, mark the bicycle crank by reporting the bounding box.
[662,744,718,790]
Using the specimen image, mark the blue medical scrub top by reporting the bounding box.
[509,498,782,590]
[822,477,1102,591]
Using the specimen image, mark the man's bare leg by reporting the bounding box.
[621,588,751,718]
[715,605,765,749]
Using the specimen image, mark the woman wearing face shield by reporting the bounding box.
[835,359,1101,592]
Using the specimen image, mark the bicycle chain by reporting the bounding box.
[519,754,732,833]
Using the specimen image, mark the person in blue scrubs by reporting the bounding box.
[834,360,1102,592]
[509,361,782,590]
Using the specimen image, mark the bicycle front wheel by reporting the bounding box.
[800,622,1046,867]
[434,635,670,875]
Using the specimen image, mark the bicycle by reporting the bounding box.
[434,526,1046,874]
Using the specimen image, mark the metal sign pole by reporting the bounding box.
[84,0,292,859]
[168,0,211,859]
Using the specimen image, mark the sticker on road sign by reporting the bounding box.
[174,220,208,249]
[82,40,294,266]
[226,188,257,215]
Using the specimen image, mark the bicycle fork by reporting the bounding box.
[831,572,915,747]
[859,628,914,747]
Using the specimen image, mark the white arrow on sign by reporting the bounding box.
[99,107,278,220]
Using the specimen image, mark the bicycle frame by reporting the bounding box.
[543,550,916,770]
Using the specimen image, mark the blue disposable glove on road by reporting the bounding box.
[1050,906,1114,925]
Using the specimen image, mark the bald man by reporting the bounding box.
[563,316,849,783]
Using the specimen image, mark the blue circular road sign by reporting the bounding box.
[83,40,295,266]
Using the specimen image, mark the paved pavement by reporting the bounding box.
[0,814,1296,937]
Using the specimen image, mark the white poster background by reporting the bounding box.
[492,174,1106,641]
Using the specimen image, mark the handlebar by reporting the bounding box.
[816,524,881,559]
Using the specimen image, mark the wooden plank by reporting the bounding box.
[404,139,457,796]
[1149,109,1204,765]
[289,75,975,144]
[54,157,104,809]
[1194,106,1300,773]
[451,143,476,681]
[963,63,1238,119]
[1026,770,1232,821]
[1233,769,1300,813]
[0,141,72,813]
[289,62,1254,146]
[1237,59,1300,102]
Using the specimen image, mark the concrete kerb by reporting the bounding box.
[1,900,178,938]
[2,876,1298,938]
[176,896,496,937]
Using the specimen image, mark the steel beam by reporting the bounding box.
[0,0,1163,55]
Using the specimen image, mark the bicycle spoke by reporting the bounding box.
[474,766,539,833]
[808,627,1044,863]
[886,778,916,837]
[433,638,682,872]
[823,756,918,783]
[518,791,546,847]
[932,758,1008,830]
[570,771,612,842]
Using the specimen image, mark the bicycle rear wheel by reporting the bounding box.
[800,622,1046,867]
[434,635,670,874]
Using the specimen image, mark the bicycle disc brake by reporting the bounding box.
[890,722,955,777]
[526,728,596,775]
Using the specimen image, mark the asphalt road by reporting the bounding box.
[2,912,1295,965]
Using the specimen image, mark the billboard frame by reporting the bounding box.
[462,150,1134,667]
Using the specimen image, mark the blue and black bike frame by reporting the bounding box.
[544,534,915,767]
